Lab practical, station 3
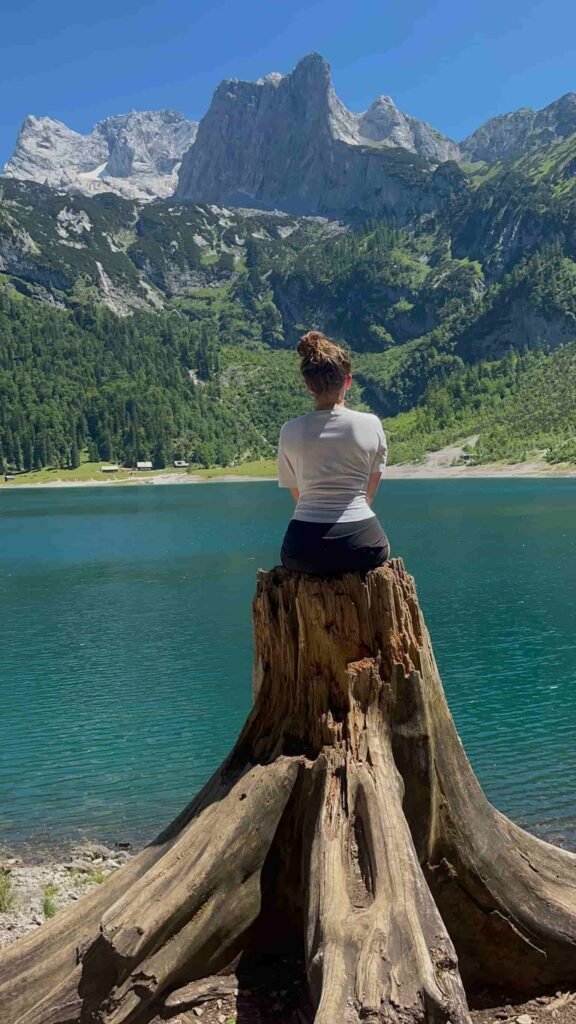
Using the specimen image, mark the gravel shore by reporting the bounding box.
[0,840,132,948]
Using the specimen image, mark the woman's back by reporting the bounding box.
[279,406,387,523]
[278,329,390,576]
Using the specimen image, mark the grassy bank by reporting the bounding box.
[0,458,278,489]
[1,462,161,487]
[192,458,277,480]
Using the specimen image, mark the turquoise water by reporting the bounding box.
[0,479,575,852]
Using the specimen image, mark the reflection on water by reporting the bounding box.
[0,479,575,850]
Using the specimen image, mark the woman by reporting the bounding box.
[278,330,390,575]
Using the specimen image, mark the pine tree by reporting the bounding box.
[152,439,167,470]
[69,440,80,470]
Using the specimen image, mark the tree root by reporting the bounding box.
[0,758,298,1024]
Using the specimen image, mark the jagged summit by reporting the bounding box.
[2,109,198,200]
[175,53,459,216]
[356,95,458,160]
[291,51,332,80]
[4,51,460,215]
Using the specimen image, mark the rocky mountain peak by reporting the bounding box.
[552,91,576,109]
[359,95,412,143]
[3,109,198,200]
[367,95,399,111]
[175,54,459,216]
[9,116,107,178]
[6,52,574,220]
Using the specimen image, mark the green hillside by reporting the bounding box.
[1,134,576,474]
[384,345,576,465]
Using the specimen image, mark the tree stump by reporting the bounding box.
[1,560,576,1024]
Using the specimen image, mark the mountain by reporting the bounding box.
[461,93,576,163]
[2,110,198,200]
[176,53,462,219]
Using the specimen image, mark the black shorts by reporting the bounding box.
[281,516,390,576]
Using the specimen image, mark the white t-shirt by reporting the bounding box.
[278,406,387,523]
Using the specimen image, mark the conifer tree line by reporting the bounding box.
[0,287,269,473]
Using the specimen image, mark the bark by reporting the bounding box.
[1,560,575,1024]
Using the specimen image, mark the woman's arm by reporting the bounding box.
[278,427,299,499]
[367,471,382,505]
[368,421,387,504]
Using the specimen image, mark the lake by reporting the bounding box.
[1,479,575,853]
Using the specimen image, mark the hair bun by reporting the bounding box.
[296,329,352,396]
[297,330,328,360]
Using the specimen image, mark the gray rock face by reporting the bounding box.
[176,53,460,219]
[3,110,198,200]
[461,93,576,163]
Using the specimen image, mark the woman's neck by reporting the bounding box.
[314,395,345,412]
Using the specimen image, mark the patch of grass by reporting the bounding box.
[89,866,108,885]
[42,883,59,919]
[69,865,109,886]
[191,458,277,480]
[0,870,16,912]
[85,866,108,885]
[0,460,176,488]
[0,461,125,486]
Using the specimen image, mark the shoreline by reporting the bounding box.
[2,459,576,491]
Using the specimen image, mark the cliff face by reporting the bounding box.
[3,111,198,201]
[176,54,461,220]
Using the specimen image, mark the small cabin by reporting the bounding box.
[173,460,189,468]
[136,461,153,471]
[101,464,120,473]
[4,474,15,482]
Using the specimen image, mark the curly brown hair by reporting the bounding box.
[297,330,352,397]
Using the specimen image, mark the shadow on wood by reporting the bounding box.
[1,560,575,1023]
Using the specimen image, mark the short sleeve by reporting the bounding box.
[371,421,388,474]
[278,429,297,489]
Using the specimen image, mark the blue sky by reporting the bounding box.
[1,0,576,165]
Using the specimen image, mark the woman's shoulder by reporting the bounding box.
[344,408,384,429]
[280,413,312,439]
